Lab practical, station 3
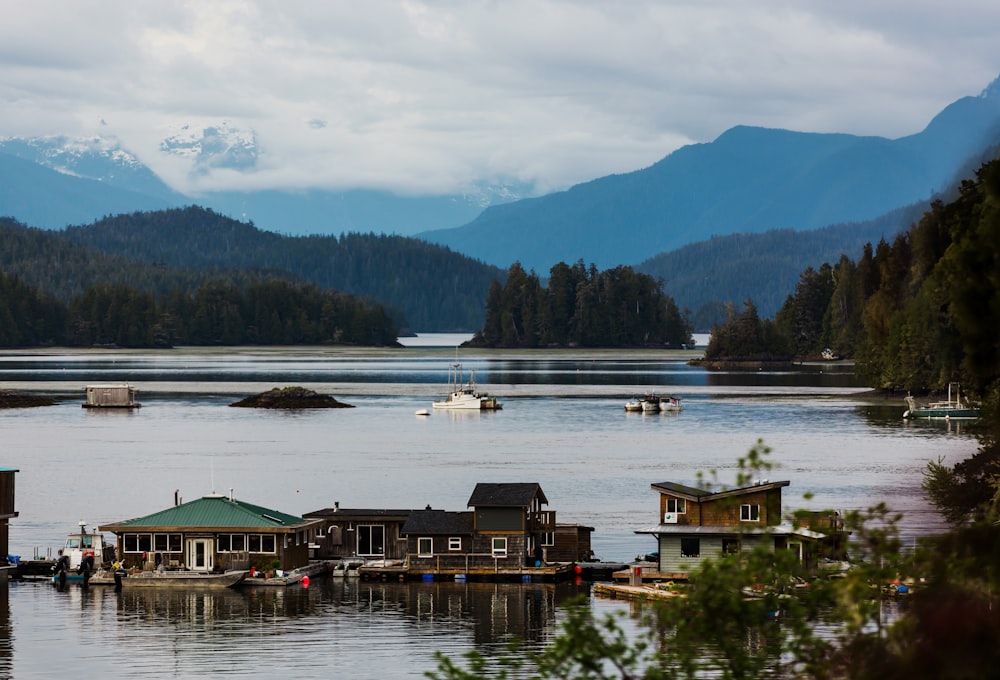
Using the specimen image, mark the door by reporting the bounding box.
[186,538,214,572]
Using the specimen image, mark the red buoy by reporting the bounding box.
[302,575,310,587]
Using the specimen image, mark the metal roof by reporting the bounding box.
[634,523,825,540]
[467,483,547,507]
[304,507,413,520]
[100,494,312,531]
[650,480,790,502]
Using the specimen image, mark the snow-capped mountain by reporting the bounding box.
[159,121,258,173]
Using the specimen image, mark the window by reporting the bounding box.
[417,537,433,557]
[491,537,508,557]
[666,498,686,514]
[123,534,152,553]
[357,525,385,556]
[248,535,275,553]
[741,504,760,522]
[153,533,182,552]
[723,538,740,554]
[680,538,700,557]
[448,537,462,551]
[541,531,555,546]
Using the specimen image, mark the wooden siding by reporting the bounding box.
[546,525,593,562]
[0,471,15,519]
[310,518,409,560]
[698,489,781,526]
[657,534,780,573]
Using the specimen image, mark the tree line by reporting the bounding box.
[705,159,1000,395]
[0,274,398,347]
[467,261,693,348]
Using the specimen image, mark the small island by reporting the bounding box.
[229,386,354,409]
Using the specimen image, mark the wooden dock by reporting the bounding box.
[359,561,577,583]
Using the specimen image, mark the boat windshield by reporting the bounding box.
[65,538,80,548]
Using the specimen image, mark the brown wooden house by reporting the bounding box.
[636,479,841,576]
[303,503,413,562]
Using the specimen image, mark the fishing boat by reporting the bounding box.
[903,383,979,420]
[87,569,250,589]
[432,361,502,411]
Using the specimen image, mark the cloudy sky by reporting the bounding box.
[2,1,999,196]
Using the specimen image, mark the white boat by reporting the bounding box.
[641,395,660,412]
[432,361,502,411]
[624,397,643,412]
[658,395,683,412]
[62,521,114,570]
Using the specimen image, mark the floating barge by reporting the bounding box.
[83,384,141,409]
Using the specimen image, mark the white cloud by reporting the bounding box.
[1,0,998,195]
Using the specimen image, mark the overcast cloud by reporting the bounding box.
[2,1,998,196]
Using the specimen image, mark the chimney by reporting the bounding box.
[174,489,180,506]
[334,501,339,512]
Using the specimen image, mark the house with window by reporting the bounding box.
[400,508,475,572]
[465,482,555,568]
[635,479,842,577]
[99,492,323,573]
[303,503,412,562]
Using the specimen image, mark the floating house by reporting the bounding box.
[83,383,141,409]
[0,468,17,580]
[305,483,588,581]
[634,479,845,580]
[99,492,323,573]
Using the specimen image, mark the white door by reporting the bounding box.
[186,538,214,572]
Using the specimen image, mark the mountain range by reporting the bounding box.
[421,76,1000,273]
[2,75,1000,331]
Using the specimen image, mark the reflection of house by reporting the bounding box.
[303,504,412,562]
[635,479,841,577]
[0,468,17,580]
[99,492,323,573]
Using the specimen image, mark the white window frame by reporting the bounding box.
[417,537,433,557]
[666,498,686,514]
[248,534,277,554]
[448,537,462,551]
[357,525,385,557]
[491,537,508,557]
[541,531,555,547]
[741,504,760,522]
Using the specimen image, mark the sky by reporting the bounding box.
[2,1,999,197]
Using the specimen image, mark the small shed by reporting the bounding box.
[83,384,141,409]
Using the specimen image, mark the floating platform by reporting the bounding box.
[241,560,334,587]
[358,561,577,583]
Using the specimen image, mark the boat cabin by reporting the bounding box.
[62,522,114,569]
[636,479,844,576]
[99,492,323,573]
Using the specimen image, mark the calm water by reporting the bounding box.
[0,339,980,678]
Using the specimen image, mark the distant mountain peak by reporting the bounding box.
[0,134,143,180]
[159,121,258,174]
[979,73,1000,100]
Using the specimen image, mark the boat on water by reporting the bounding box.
[87,569,250,589]
[658,395,683,412]
[903,382,979,420]
[624,397,643,412]
[432,361,502,411]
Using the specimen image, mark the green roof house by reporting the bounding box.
[100,492,322,573]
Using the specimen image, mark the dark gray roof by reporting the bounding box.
[401,510,474,535]
[468,482,547,507]
[304,508,413,520]
[650,480,789,502]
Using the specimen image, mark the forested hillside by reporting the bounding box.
[468,262,692,348]
[705,158,1000,395]
[55,207,504,331]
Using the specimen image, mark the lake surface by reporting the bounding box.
[0,339,980,678]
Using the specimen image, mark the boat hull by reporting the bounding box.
[86,569,249,588]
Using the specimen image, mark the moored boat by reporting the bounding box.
[88,568,249,588]
[432,361,502,411]
[624,397,643,412]
[903,383,979,420]
[658,395,683,412]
